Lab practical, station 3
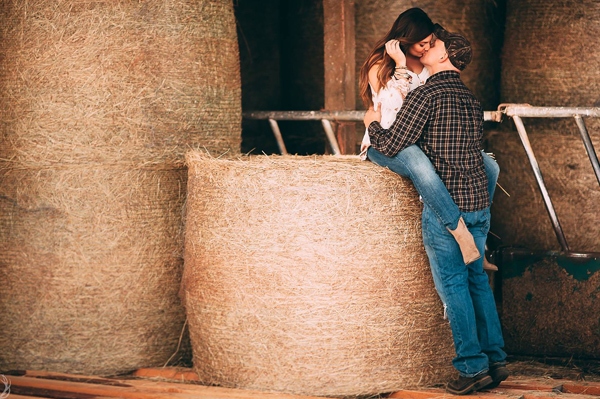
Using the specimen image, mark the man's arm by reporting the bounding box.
[365,90,431,157]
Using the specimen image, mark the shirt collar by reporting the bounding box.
[427,70,461,83]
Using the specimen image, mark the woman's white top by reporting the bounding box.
[360,66,430,160]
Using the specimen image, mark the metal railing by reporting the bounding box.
[243,104,600,254]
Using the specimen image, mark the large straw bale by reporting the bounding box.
[500,252,600,358]
[494,0,600,253]
[488,128,600,252]
[356,0,504,110]
[0,0,241,165]
[0,164,187,375]
[501,0,600,109]
[182,153,455,397]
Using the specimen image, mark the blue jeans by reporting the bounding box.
[422,205,506,376]
[367,145,500,230]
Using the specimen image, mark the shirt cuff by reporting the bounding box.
[368,121,383,136]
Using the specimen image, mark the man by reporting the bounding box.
[363,24,509,395]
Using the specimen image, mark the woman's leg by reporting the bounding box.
[367,145,481,265]
[367,145,462,229]
[481,151,501,271]
[482,151,500,204]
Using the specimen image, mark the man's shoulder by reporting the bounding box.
[406,83,433,102]
[422,75,478,99]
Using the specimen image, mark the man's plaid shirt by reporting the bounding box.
[368,70,489,212]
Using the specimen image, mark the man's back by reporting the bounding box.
[413,70,488,212]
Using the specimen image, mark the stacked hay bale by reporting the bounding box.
[491,0,600,359]
[490,0,600,252]
[182,153,455,397]
[499,251,600,358]
[356,0,504,110]
[0,0,241,375]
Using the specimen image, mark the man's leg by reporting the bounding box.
[421,205,490,379]
[463,209,508,387]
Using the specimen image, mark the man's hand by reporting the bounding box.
[364,103,381,129]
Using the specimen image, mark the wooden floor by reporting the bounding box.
[5,368,600,399]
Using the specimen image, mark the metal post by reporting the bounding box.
[512,116,570,252]
[268,119,288,155]
[321,119,342,156]
[574,115,600,187]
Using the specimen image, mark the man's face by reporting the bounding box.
[421,36,446,67]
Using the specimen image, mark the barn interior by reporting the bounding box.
[1,0,600,398]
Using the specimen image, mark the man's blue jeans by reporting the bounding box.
[422,205,506,376]
[367,145,499,230]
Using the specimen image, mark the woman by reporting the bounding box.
[359,8,499,270]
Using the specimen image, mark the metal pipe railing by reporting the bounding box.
[512,115,570,252]
[243,104,600,255]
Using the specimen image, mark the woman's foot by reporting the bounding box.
[447,217,481,265]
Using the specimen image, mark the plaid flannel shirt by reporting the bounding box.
[368,70,489,212]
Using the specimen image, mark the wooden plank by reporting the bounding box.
[10,395,72,399]
[11,371,334,399]
[563,383,600,396]
[132,367,200,382]
[522,391,600,399]
[497,381,561,392]
[323,0,356,155]
[389,388,521,399]
[388,388,445,399]
[8,375,207,399]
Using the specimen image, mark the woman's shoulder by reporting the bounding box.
[368,61,383,92]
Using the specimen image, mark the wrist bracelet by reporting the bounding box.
[395,65,408,70]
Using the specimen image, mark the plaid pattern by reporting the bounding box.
[368,70,489,212]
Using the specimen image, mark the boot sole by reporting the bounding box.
[486,368,510,389]
[446,375,493,395]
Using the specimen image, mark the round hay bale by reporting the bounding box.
[182,153,455,397]
[488,128,600,252]
[0,0,241,165]
[501,254,600,358]
[0,164,188,375]
[495,0,600,253]
[356,0,504,110]
[501,0,600,108]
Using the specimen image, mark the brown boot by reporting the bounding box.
[483,256,499,272]
[447,217,481,265]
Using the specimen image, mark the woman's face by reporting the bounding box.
[407,34,433,58]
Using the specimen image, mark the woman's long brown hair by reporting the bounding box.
[359,8,434,108]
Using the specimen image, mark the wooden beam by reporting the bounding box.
[132,367,201,382]
[8,371,333,399]
[323,0,356,154]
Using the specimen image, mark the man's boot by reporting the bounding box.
[447,217,481,265]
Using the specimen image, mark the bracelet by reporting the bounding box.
[394,71,410,79]
[395,65,408,70]
[393,73,412,83]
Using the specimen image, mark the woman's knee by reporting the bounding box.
[396,145,436,176]
[483,152,500,179]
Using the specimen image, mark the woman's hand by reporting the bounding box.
[385,39,406,66]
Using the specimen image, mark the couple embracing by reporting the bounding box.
[359,8,509,395]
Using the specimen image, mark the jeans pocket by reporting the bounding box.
[479,209,491,234]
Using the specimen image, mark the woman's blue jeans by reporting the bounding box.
[367,145,500,230]
[422,205,506,376]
